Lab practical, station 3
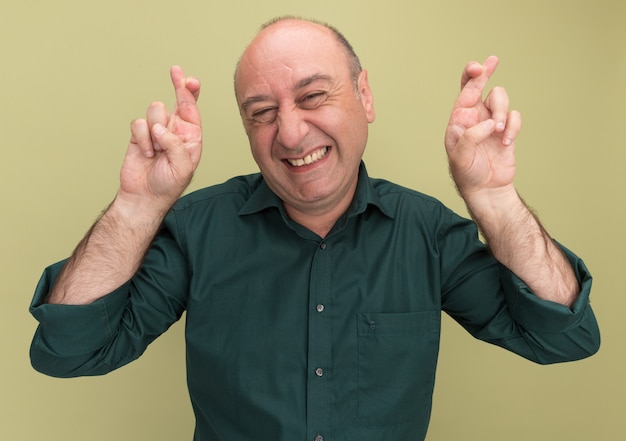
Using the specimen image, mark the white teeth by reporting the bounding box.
[288,147,328,167]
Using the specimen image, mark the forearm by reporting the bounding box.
[46,194,170,305]
[44,66,201,305]
[465,186,579,307]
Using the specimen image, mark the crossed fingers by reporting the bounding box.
[130,66,202,158]
[457,56,521,146]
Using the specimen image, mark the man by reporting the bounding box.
[30,17,600,441]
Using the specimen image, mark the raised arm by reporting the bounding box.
[444,56,578,307]
[47,66,202,305]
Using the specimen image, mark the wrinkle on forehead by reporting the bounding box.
[236,20,338,90]
[250,31,317,75]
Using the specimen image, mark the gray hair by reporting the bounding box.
[234,16,363,91]
[259,16,363,84]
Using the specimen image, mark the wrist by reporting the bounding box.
[462,185,521,220]
[112,190,174,225]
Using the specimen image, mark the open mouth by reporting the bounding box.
[286,146,329,167]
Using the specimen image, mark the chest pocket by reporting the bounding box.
[357,311,440,427]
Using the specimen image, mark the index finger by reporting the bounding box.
[170,65,202,125]
[455,55,499,109]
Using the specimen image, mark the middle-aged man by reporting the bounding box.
[30,17,600,441]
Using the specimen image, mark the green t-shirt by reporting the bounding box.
[30,164,599,441]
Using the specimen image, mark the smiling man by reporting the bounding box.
[30,17,599,441]
[235,22,375,237]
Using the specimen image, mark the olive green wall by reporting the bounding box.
[2,0,623,439]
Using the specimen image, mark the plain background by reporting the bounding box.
[2,0,624,439]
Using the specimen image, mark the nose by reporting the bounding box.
[275,108,309,150]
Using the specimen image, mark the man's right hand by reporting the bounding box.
[46,67,202,305]
[120,66,202,212]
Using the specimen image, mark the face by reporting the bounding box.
[235,20,375,219]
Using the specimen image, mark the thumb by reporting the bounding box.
[445,119,496,155]
[151,123,196,178]
[463,119,496,147]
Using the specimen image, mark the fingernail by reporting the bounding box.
[153,123,166,136]
[482,119,495,130]
[496,122,505,131]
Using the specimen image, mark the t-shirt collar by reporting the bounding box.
[239,162,394,220]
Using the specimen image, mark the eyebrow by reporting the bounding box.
[240,73,333,111]
[240,95,271,111]
[294,73,332,90]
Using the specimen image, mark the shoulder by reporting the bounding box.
[366,176,476,235]
[172,173,263,213]
[369,177,482,250]
[369,177,451,214]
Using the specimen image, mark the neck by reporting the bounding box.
[285,206,342,238]
[280,165,362,237]
[284,187,356,238]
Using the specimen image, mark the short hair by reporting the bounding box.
[234,16,363,92]
[259,16,363,84]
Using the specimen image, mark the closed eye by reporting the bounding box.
[249,107,278,124]
[299,92,327,110]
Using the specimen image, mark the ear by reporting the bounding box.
[357,70,376,123]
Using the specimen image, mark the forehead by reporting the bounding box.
[235,21,347,101]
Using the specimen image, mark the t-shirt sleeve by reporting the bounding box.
[501,241,595,334]
[29,214,190,377]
